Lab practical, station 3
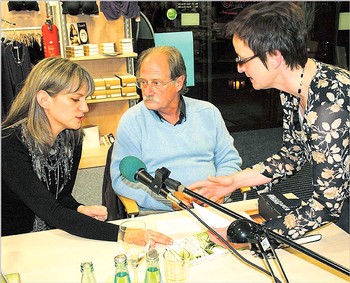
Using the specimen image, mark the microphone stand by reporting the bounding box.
[181,203,283,283]
[164,177,350,278]
[154,169,282,281]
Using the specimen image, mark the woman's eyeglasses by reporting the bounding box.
[235,54,258,66]
[136,79,174,90]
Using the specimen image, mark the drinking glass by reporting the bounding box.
[118,220,150,283]
[163,249,190,283]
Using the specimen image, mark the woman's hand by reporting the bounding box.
[207,226,249,250]
[147,229,173,248]
[77,205,108,221]
[207,226,229,247]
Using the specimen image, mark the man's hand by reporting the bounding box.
[187,175,236,203]
[171,191,193,211]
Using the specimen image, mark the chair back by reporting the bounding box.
[102,143,127,220]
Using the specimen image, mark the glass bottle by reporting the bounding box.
[80,262,96,283]
[114,254,131,283]
[144,249,162,283]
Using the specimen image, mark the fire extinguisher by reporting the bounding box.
[42,16,61,58]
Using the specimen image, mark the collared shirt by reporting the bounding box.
[154,95,186,125]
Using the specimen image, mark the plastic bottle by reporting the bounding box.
[114,254,131,283]
[144,249,162,283]
[80,262,96,283]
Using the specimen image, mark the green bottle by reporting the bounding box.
[114,254,131,283]
[80,262,96,283]
[144,249,161,283]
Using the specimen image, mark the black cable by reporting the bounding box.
[184,206,282,283]
[266,230,289,283]
[181,187,350,276]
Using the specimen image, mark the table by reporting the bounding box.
[2,199,350,282]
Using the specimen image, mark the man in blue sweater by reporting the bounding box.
[110,46,242,212]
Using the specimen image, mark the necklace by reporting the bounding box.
[297,67,305,104]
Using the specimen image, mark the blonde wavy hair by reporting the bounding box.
[2,57,95,153]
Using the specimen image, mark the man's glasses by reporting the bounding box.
[136,79,174,90]
[235,54,258,66]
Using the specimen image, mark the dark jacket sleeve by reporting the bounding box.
[2,130,119,241]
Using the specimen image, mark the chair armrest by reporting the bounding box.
[117,195,139,217]
[240,186,251,194]
[240,187,251,201]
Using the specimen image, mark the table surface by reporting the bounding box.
[2,199,350,283]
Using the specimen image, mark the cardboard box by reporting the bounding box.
[93,77,106,91]
[65,45,84,50]
[91,89,107,99]
[121,86,137,97]
[121,86,137,93]
[102,76,121,90]
[106,89,122,97]
[99,42,115,53]
[115,73,136,87]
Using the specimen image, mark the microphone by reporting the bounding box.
[120,157,349,278]
[227,219,263,244]
[150,169,350,277]
[119,156,187,209]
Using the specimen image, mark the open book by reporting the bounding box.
[171,231,228,265]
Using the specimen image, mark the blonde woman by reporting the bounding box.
[2,57,172,246]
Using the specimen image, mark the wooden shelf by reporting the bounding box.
[79,144,110,169]
[87,95,139,104]
[68,52,137,61]
[79,96,139,169]
[61,16,137,169]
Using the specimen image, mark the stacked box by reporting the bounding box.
[99,42,115,54]
[83,44,99,56]
[115,73,137,97]
[90,75,136,99]
[118,38,133,53]
[101,75,122,98]
[91,77,107,99]
[65,45,84,58]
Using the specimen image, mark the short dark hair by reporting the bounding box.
[226,1,308,70]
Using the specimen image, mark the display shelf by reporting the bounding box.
[87,95,139,104]
[79,97,135,169]
[56,11,137,168]
[69,52,137,61]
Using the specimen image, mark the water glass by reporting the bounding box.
[163,249,190,283]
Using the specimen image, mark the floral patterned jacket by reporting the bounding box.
[252,60,350,239]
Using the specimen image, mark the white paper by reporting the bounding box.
[192,203,231,228]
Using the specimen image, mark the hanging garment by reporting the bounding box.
[100,1,140,20]
[61,1,99,15]
[7,1,39,11]
[2,41,32,118]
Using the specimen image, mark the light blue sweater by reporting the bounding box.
[110,96,242,211]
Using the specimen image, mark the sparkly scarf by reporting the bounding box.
[21,125,74,232]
